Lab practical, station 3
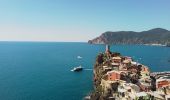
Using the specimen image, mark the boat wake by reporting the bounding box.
[84,69,93,71]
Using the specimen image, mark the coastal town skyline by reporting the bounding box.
[0,0,170,42]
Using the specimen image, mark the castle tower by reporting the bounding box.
[105,44,110,53]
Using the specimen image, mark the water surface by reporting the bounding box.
[0,42,169,100]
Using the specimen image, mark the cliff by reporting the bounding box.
[90,52,122,100]
[88,28,170,45]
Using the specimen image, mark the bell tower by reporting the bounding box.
[105,44,110,53]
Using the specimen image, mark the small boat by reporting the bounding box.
[166,43,170,47]
[166,45,170,47]
[84,95,91,100]
[71,66,83,72]
[77,56,83,59]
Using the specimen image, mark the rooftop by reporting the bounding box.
[112,56,121,60]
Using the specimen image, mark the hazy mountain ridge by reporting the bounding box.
[88,28,170,45]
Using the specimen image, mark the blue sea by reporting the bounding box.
[0,42,170,100]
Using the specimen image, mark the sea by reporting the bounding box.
[0,42,169,100]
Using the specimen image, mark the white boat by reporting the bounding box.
[71,66,83,72]
[77,56,82,59]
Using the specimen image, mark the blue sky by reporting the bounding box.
[0,0,170,42]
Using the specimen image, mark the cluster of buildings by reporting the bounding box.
[99,45,170,100]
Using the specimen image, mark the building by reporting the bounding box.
[124,56,132,61]
[107,71,128,81]
[141,66,150,77]
[139,77,152,92]
[107,71,121,81]
[117,82,140,99]
[156,78,170,89]
[165,95,170,100]
[112,56,122,63]
[136,92,149,100]
[122,59,131,65]
[103,66,112,71]
[111,62,120,70]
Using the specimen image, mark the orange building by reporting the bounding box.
[107,71,121,81]
[156,79,170,88]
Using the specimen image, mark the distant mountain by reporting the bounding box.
[88,28,170,45]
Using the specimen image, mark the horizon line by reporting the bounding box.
[0,40,88,43]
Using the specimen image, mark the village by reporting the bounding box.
[91,45,170,100]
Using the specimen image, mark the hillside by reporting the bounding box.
[88,28,170,45]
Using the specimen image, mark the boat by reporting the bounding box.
[77,56,82,59]
[166,43,170,47]
[71,66,83,72]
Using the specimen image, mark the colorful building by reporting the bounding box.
[107,71,121,81]
[156,79,170,88]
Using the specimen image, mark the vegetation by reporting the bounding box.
[88,28,170,45]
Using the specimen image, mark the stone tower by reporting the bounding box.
[105,44,110,53]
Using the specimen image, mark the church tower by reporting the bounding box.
[105,44,110,53]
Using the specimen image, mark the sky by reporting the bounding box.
[0,0,170,42]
